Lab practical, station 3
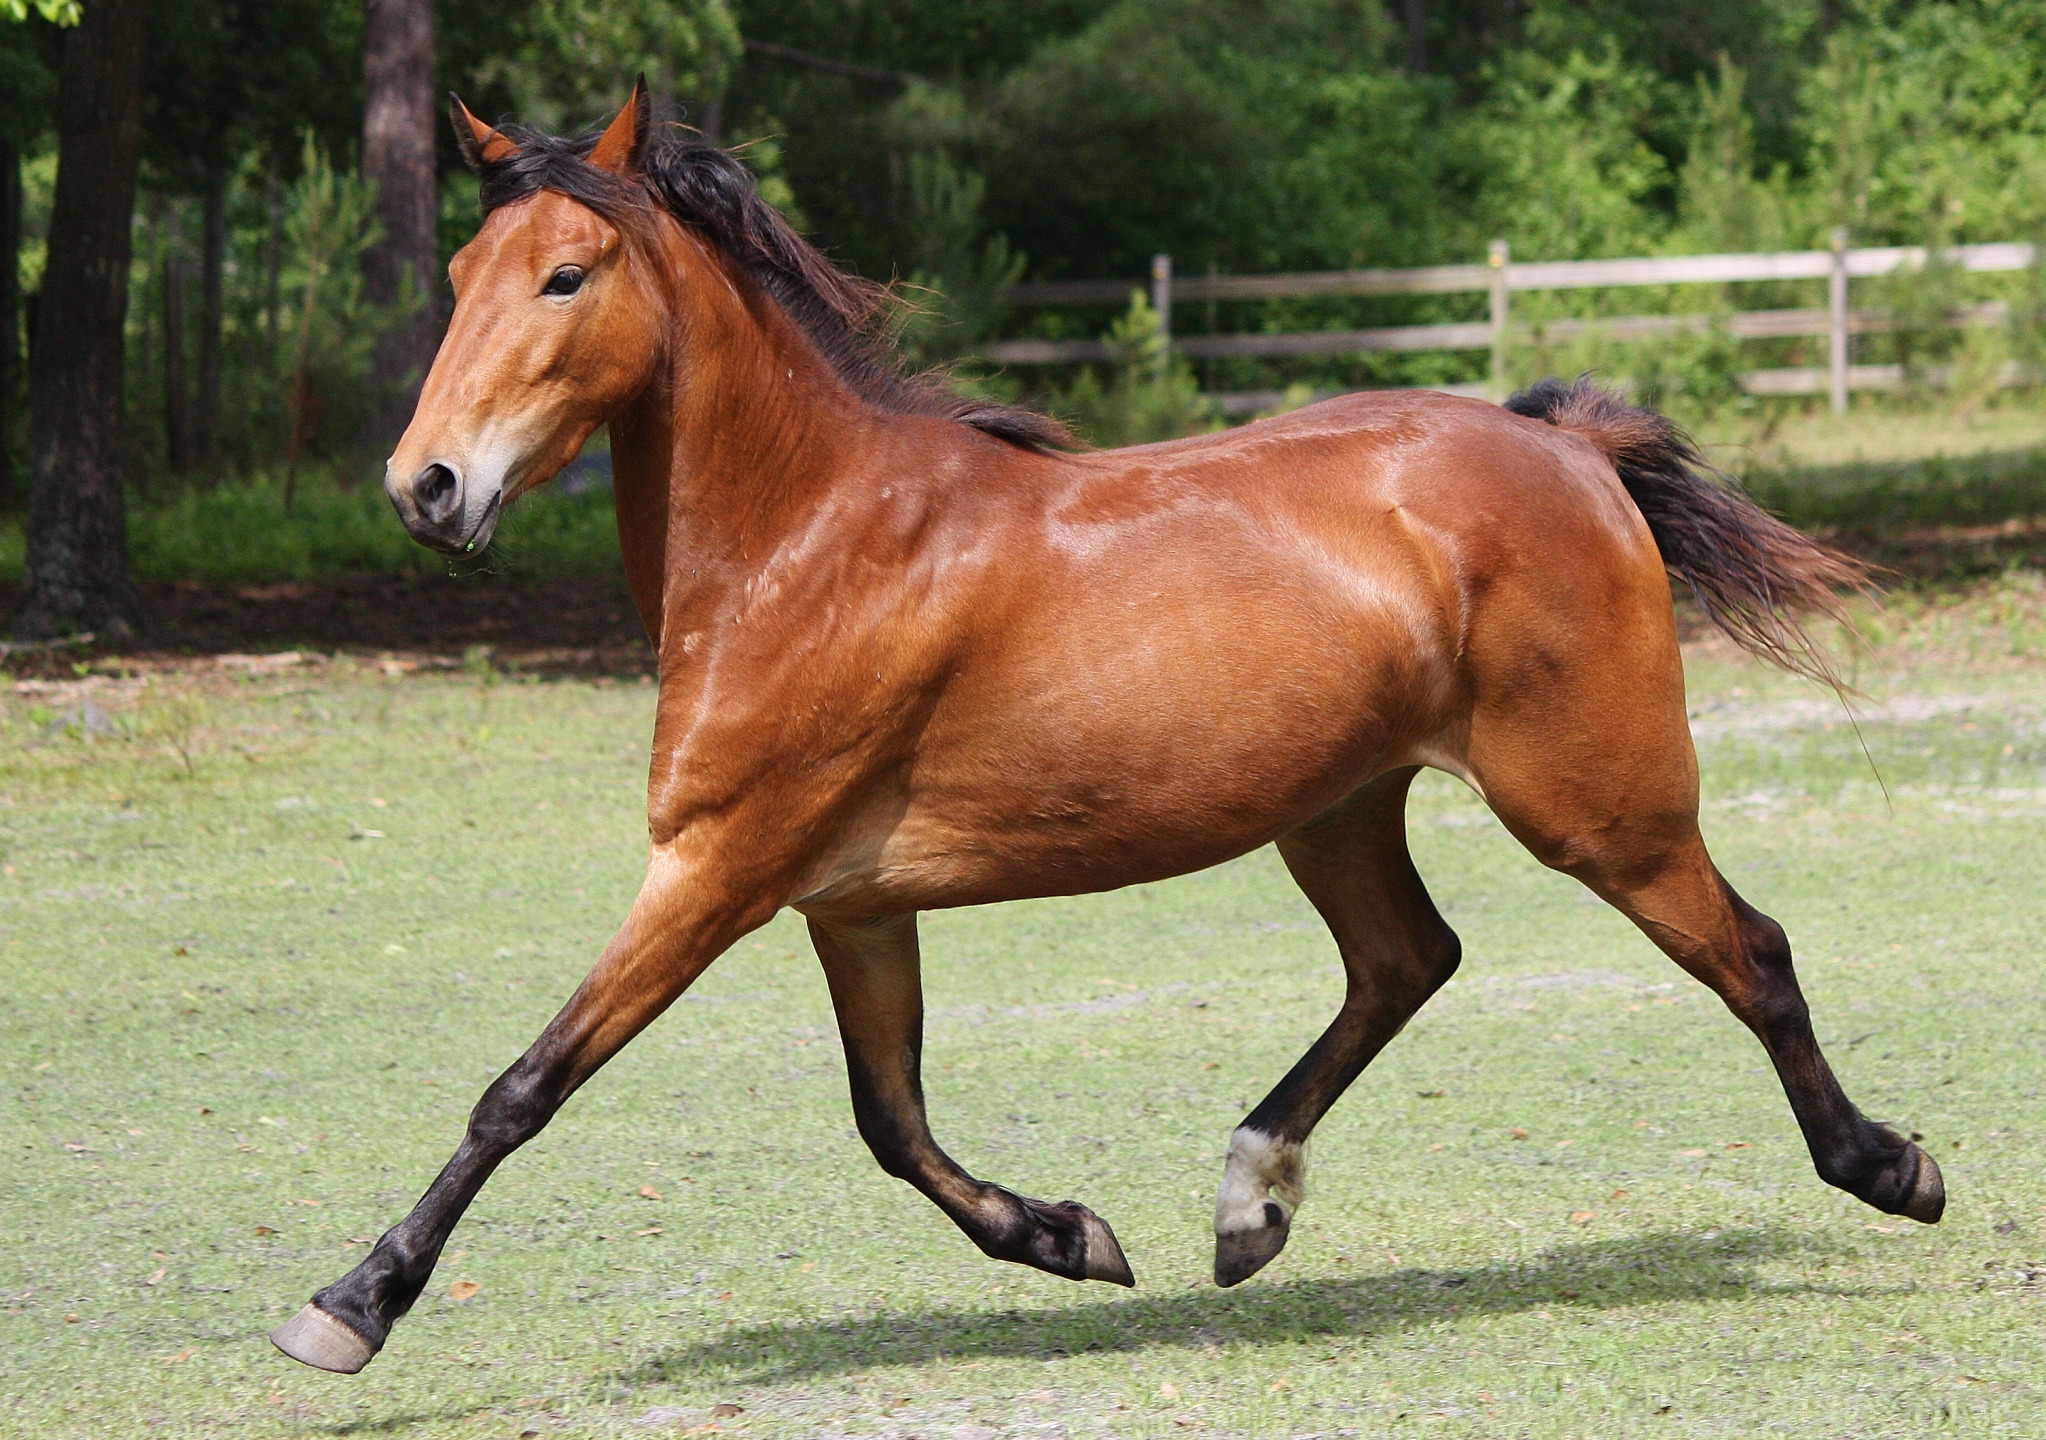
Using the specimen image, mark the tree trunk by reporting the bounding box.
[164,241,189,475]
[8,0,154,641]
[195,171,226,468]
[0,137,19,513]
[1404,0,1428,75]
[362,0,439,445]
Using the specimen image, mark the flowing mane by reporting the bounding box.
[465,118,1072,452]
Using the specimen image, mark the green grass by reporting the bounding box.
[1745,445,2046,534]
[0,469,622,586]
[3,586,2046,1438]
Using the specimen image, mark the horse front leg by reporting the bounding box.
[271,845,774,1373]
[809,912,1135,1286]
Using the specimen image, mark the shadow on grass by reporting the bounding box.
[620,1226,1844,1388]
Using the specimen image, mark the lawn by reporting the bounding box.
[3,579,2045,1438]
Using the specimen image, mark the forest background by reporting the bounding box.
[5,0,2046,635]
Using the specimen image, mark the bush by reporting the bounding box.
[1048,291,1218,447]
[0,468,622,586]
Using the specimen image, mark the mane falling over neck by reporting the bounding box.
[462,105,1070,453]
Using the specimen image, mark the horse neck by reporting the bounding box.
[608,226,880,649]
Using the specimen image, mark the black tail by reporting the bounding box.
[1506,376,1870,684]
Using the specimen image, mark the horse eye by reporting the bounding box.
[543,266,585,297]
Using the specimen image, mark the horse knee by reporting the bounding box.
[466,1062,560,1150]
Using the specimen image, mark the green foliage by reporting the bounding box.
[895,152,1025,364]
[120,133,417,480]
[142,0,362,190]
[732,129,806,228]
[274,136,391,483]
[0,11,56,146]
[1467,43,1672,262]
[1801,1,2046,243]
[0,469,621,585]
[124,470,430,582]
[1676,57,1799,254]
[0,0,77,23]
[1868,243,1974,398]
[476,0,740,132]
[1747,445,2046,536]
[1053,291,1217,447]
[979,0,1415,277]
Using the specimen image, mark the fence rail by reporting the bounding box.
[982,235,2040,412]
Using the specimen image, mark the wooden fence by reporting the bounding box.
[980,232,2040,414]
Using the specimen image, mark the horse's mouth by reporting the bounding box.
[457,489,505,554]
[414,486,504,556]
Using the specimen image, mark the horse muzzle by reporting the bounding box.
[386,459,503,555]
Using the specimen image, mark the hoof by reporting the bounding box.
[1213,1127,1304,1286]
[1081,1209,1136,1286]
[270,1303,378,1374]
[1215,1205,1290,1287]
[1893,1143,1946,1225]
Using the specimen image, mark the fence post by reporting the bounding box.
[1829,227,1850,414]
[1488,238,1510,401]
[1151,253,1173,378]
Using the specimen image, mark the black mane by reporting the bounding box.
[468,119,1071,452]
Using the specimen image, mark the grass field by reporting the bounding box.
[4,579,2045,1438]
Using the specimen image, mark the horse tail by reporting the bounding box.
[1504,376,1870,685]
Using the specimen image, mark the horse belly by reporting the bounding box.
[815,585,1453,911]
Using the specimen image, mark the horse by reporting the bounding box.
[270,81,1945,1375]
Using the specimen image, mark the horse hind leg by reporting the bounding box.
[808,913,1135,1286]
[1467,701,1945,1226]
[1215,767,1463,1285]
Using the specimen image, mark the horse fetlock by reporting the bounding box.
[982,1193,1135,1285]
[276,1241,433,1374]
[1862,1138,1946,1224]
[1818,1124,1946,1225]
[1213,1127,1305,1286]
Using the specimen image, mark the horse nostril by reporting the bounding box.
[412,463,460,524]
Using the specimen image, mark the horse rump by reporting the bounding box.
[1505,375,1869,684]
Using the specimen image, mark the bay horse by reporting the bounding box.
[272,82,1944,1375]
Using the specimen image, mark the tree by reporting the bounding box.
[362,0,438,440]
[475,0,739,134]
[142,0,361,472]
[8,0,153,640]
[0,6,59,512]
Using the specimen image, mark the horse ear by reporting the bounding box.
[450,94,517,169]
[588,75,651,174]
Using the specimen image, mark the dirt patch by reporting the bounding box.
[0,574,653,678]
